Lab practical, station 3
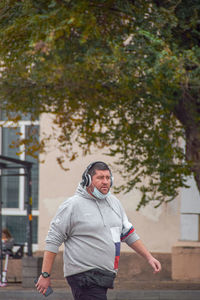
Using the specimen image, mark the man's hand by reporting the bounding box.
[35,275,51,296]
[147,256,162,274]
[35,250,56,295]
[129,239,162,274]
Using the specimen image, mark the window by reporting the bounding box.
[2,215,38,244]
[0,112,39,250]
[2,127,20,208]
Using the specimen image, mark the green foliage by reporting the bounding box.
[0,0,200,209]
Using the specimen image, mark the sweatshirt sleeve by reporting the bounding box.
[119,202,140,246]
[45,198,73,253]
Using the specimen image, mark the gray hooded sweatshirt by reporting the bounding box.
[45,184,140,277]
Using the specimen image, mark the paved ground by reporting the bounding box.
[0,288,200,300]
[0,280,200,300]
[5,252,199,298]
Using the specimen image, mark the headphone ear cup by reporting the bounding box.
[81,171,87,187]
[82,173,92,187]
[110,176,113,187]
[86,174,91,187]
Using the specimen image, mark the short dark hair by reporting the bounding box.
[88,162,111,177]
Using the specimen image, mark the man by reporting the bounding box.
[36,161,161,299]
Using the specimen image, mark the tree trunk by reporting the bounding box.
[185,127,200,191]
[173,92,200,192]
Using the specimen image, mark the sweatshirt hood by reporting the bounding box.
[75,183,107,226]
[75,183,94,200]
[75,183,121,221]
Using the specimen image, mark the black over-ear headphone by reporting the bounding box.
[81,161,113,187]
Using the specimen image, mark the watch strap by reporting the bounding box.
[41,272,50,278]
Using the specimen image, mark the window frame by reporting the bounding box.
[0,119,40,251]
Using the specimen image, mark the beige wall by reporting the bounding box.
[38,114,180,253]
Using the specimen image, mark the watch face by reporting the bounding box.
[42,272,50,278]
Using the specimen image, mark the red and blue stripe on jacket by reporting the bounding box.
[114,226,135,270]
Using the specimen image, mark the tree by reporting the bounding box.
[0,0,200,209]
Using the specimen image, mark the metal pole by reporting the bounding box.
[0,175,3,282]
[26,167,32,257]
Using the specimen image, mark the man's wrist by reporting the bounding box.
[41,272,51,278]
[147,254,154,262]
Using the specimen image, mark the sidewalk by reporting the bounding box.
[0,280,199,300]
[0,288,200,300]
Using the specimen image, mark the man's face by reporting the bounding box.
[89,169,111,194]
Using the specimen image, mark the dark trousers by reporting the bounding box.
[66,274,108,300]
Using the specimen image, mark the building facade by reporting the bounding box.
[38,114,182,253]
[1,113,200,256]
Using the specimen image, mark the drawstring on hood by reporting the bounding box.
[105,198,122,220]
[95,200,106,226]
[76,183,122,226]
[76,183,109,226]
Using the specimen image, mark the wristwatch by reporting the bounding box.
[41,272,50,278]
